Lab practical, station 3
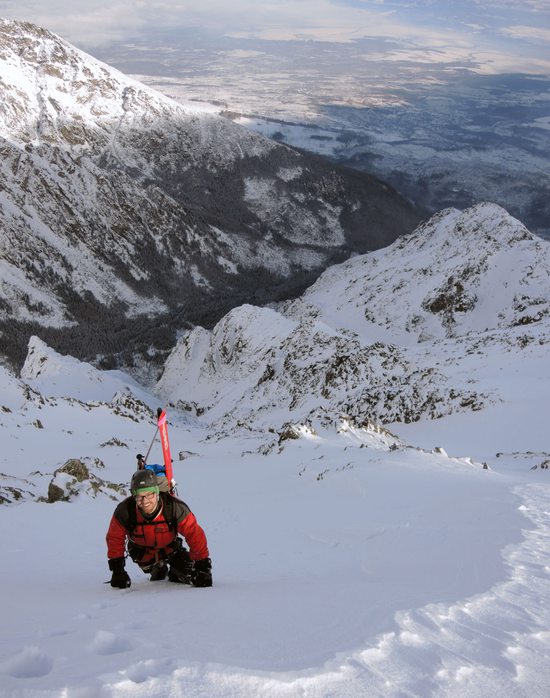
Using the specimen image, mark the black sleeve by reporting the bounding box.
[112,497,134,530]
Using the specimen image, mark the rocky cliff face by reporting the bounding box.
[0,18,421,370]
[155,203,550,437]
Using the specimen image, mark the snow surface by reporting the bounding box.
[1,226,550,697]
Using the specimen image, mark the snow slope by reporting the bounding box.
[0,351,548,697]
[0,202,549,697]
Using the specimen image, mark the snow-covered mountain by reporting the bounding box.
[0,18,421,370]
[1,22,548,696]
[0,199,549,696]
[156,203,550,441]
[294,202,550,343]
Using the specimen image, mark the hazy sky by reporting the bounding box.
[1,0,549,73]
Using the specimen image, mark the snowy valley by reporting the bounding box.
[1,199,549,696]
[0,18,420,372]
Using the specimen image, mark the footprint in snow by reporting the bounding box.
[125,657,176,683]
[89,630,131,655]
[74,601,116,622]
[2,646,54,678]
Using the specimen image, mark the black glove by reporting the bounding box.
[168,548,193,584]
[108,557,131,588]
[192,557,212,587]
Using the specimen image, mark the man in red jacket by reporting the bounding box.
[106,469,212,588]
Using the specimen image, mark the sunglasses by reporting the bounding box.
[134,491,157,503]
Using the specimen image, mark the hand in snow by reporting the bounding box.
[192,557,212,587]
[110,570,131,588]
[108,557,131,588]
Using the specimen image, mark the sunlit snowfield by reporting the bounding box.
[0,364,548,697]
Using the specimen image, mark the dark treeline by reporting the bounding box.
[0,260,329,375]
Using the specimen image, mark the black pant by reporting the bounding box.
[128,538,192,581]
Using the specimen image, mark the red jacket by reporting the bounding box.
[106,492,209,563]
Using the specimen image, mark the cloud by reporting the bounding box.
[1,0,548,74]
[472,0,549,10]
[499,25,550,43]
[0,1,149,45]
[0,1,492,47]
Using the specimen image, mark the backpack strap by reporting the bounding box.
[159,492,179,532]
[114,492,182,535]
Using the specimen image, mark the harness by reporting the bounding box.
[122,493,181,565]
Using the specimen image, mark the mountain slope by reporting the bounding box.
[155,203,550,437]
[293,202,550,343]
[0,306,548,697]
[0,18,421,370]
[0,199,548,696]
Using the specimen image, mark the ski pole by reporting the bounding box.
[138,414,160,467]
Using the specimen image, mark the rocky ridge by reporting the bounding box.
[155,203,550,436]
[293,202,550,344]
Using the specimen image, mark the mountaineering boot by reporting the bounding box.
[150,561,168,581]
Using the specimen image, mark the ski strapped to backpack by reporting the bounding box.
[157,407,175,492]
[137,408,176,493]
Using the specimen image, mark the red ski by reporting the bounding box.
[157,408,174,492]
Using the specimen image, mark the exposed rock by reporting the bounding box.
[110,392,155,422]
[100,437,128,448]
[45,457,125,502]
[178,450,199,461]
[0,472,37,505]
[47,481,68,503]
[278,424,301,444]
[56,458,90,482]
